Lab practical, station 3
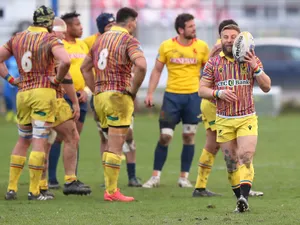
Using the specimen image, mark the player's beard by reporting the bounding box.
[222,44,234,58]
[184,32,196,40]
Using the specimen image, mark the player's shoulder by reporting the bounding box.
[161,38,175,47]
[76,38,88,46]
[194,39,209,48]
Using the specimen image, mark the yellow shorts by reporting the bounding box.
[94,91,134,129]
[216,114,258,143]
[53,98,73,127]
[201,99,217,131]
[17,88,56,125]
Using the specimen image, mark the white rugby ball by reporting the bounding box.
[232,31,255,62]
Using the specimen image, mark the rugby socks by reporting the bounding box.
[228,168,241,199]
[240,163,254,200]
[28,151,45,195]
[104,152,121,194]
[39,179,48,191]
[102,152,108,185]
[48,142,61,184]
[195,149,215,189]
[64,175,77,183]
[153,142,168,171]
[181,144,195,173]
[127,163,136,180]
[7,155,26,192]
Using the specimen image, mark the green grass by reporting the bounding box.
[0,114,299,225]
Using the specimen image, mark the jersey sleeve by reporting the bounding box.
[3,37,14,54]
[156,42,166,64]
[48,34,64,49]
[201,58,215,84]
[127,37,144,62]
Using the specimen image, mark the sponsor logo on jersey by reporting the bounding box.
[217,79,250,87]
[170,58,197,64]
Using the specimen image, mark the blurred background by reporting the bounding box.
[0,0,299,119]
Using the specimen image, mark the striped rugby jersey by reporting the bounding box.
[3,26,63,92]
[201,51,263,117]
[88,26,144,94]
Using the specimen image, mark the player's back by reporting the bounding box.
[90,26,142,94]
[6,27,61,91]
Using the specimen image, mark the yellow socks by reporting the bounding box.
[195,149,215,189]
[7,155,26,192]
[239,163,255,198]
[39,179,48,191]
[64,175,77,183]
[102,151,108,186]
[28,151,45,195]
[104,152,121,194]
[228,168,241,198]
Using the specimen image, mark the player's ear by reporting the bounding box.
[178,27,184,35]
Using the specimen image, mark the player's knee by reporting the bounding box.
[182,124,197,144]
[159,134,172,146]
[64,127,79,145]
[205,141,219,155]
[182,133,195,145]
[159,128,174,146]
[239,152,253,167]
[224,156,238,173]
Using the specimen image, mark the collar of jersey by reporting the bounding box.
[219,51,235,62]
[27,26,49,33]
[110,26,129,33]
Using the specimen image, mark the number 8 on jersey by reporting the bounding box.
[98,48,108,70]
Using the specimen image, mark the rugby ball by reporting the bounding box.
[232,31,255,62]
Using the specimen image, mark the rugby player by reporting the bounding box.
[0,6,70,200]
[193,19,264,198]
[48,11,89,188]
[81,7,146,201]
[143,13,209,188]
[199,24,271,212]
[84,13,142,187]
[39,17,91,198]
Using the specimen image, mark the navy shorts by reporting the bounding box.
[159,92,201,129]
[64,93,87,123]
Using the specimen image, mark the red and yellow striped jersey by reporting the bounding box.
[201,51,263,117]
[88,26,144,94]
[3,26,63,92]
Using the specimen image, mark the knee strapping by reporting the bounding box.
[183,124,198,134]
[122,140,136,153]
[32,120,50,139]
[161,128,174,137]
[18,126,32,139]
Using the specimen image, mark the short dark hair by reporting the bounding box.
[174,13,194,34]
[218,19,238,35]
[61,11,80,24]
[116,7,138,24]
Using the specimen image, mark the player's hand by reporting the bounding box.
[218,90,237,103]
[144,94,154,108]
[48,76,60,86]
[72,103,80,122]
[12,77,20,87]
[244,49,257,69]
[78,90,88,103]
